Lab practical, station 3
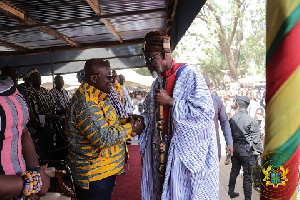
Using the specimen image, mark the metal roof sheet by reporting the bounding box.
[0,0,206,75]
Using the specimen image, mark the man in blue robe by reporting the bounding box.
[135,31,219,200]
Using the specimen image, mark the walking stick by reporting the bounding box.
[157,81,166,193]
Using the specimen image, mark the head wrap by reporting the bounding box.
[236,96,250,108]
[27,68,39,77]
[143,31,171,53]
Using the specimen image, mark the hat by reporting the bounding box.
[236,96,250,108]
[142,31,171,53]
[27,68,39,77]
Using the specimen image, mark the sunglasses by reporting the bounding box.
[144,52,161,64]
[93,73,113,80]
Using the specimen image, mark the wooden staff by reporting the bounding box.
[157,81,166,193]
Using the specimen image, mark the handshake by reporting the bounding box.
[127,115,145,137]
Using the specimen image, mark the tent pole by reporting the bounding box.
[50,50,55,88]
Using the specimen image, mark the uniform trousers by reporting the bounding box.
[228,145,256,198]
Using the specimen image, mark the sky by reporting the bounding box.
[38,69,155,90]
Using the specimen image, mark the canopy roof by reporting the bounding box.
[0,0,206,76]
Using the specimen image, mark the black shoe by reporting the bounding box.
[228,192,239,198]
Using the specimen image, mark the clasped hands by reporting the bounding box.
[154,88,174,106]
[127,115,145,137]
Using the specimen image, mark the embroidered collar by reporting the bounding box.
[81,80,107,100]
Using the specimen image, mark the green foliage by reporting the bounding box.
[132,67,152,76]
[173,0,266,85]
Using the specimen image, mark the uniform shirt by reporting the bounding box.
[229,110,263,153]
[0,77,29,175]
[66,81,132,189]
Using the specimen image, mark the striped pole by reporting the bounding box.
[262,0,300,199]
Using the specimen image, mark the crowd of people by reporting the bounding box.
[0,31,266,200]
[211,85,266,147]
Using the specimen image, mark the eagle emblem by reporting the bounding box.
[262,165,289,188]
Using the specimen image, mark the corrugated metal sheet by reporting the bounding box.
[0,0,206,75]
[0,0,166,51]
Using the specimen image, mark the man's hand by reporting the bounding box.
[226,145,234,158]
[36,164,50,196]
[128,115,145,136]
[154,89,174,106]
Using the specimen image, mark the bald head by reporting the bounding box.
[84,59,110,79]
[83,58,112,93]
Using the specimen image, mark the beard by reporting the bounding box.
[151,70,158,78]
[151,65,163,78]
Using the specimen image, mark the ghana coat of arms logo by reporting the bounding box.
[262,165,289,188]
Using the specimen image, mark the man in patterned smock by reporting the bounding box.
[65,59,143,200]
[49,75,70,117]
[25,69,63,160]
[135,31,219,199]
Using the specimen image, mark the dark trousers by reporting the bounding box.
[228,145,255,198]
[76,175,116,200]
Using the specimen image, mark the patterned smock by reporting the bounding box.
[139,64,219,200]
[65,81,132,189]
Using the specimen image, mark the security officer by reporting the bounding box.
[228,96,263,200]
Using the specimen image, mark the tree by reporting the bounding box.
[132,67,151,76]
[172,0,266,84]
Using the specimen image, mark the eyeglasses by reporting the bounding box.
[93,73,113,80]
[144,52,161,64]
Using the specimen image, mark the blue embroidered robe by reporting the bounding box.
[139,65,219,200]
